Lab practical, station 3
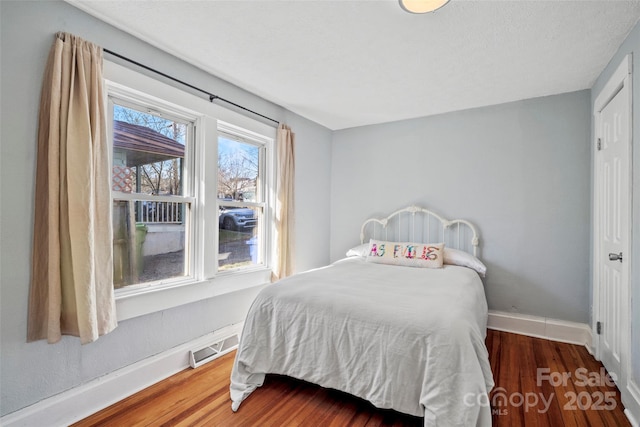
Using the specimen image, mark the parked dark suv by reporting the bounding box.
[219,206,256,231]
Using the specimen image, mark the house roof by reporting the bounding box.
[113,120,184,167]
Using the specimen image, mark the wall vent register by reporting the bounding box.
[189,334,239,369]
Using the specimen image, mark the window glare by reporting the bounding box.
[112,201,186,288]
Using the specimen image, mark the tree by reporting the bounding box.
[217,140,258,201]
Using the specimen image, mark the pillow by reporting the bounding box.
[365,239,444,269]
[346,243,369,257]
[444,248,487,277]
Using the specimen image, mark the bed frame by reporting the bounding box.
[359,205,480,257]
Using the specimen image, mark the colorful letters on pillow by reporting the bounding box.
[365,239,444,268]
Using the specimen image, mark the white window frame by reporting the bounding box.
[104,61,276,321]
[215,121,273,276]
[108,95,197,294]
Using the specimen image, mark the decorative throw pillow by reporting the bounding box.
[365,239,444,268]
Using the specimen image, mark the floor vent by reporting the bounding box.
[189,334,239,369]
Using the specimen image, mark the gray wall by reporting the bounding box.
[0,0,332,416]
[591,19,640,387]
[285,111,333,273]
[330,91,591,323]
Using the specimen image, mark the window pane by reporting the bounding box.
[217,136,263,271]
[111,104,190,289]
[218,205,262,271]
[112,104,186,196]
[113,200,187,288]
[217,137,259,201]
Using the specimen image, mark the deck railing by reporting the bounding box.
[136,201,183,224]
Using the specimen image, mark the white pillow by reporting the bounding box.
[346,243,369,257]
[365,239,444,269]
[444,248,487,277]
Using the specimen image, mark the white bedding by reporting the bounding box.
[230,257,495,426]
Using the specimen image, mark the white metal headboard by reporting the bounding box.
[359,206,480,257]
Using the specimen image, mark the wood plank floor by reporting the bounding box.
[74,330,630,426]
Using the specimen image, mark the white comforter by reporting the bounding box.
[230,258,494,426]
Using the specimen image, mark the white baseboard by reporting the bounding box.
[0,323,243,427]
[487,310,592,349]
[624,378,640,427]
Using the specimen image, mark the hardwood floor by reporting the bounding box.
[74,330,631,427]
[486,331,629,426]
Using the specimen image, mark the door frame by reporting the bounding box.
[592,53,632,388]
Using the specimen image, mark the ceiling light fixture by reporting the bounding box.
[399,0,450,14]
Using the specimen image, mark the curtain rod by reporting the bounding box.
[103,48,280,125]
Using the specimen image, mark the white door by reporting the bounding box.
[596,80,630,383]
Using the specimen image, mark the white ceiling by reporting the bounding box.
[69,0,640,130]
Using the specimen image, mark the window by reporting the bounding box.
[217,124,270,272]
[104,61,275,319]
[110,101,193,289]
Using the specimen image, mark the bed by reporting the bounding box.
[230,206,494,426]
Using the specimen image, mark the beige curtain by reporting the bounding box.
[272,124,295,281]
[28,32,117,344]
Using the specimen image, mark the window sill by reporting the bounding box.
[115,268,272,321]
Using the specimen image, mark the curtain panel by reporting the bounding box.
[28,32,117,344]
[272,124,295,281]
